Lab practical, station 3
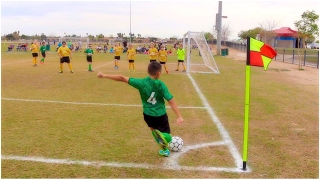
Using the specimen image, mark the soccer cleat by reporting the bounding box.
[33,64,37,67]
[70,71,74,73]
[159,149,170,157]
[175,69,179,71]
[128,69,131,72]
[88,70,94,72]
[166,70,169,74]
[182,70,186,72]
[59,71,63,73]
[133,70,135,72]
[152,129,168,149]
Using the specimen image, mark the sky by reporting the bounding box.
[1,0,319,40]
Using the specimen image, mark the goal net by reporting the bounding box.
[183,31,220,74]
[59,37,90,49]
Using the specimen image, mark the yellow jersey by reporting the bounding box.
[148,47,158,59]
[114,46,123,56]
[30,44,39,53]
[57,46,71,57]
[158,49,167,62]
[127,48,136,60]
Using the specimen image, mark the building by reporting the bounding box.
[259,27,302,48]
[273,27,300,48]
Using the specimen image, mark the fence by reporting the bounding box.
[224,41,319,69]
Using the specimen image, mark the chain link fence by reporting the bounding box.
[224,41,319,69]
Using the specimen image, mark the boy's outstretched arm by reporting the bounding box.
[97,72,129,83]
[168,98,184,125]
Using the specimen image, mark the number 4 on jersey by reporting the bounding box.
[147,92,157,105]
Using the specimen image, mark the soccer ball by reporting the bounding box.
[169,136,183,152]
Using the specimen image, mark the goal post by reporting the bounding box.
[59,37,90,49]
[183,31,220,74]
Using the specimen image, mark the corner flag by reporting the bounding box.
[242,36,277,170]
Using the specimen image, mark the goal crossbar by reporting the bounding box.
[183,31,220,74]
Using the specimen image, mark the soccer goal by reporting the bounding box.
[59,37,90,49]
[183,31,220,74]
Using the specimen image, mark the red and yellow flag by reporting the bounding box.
[247,37,277,70]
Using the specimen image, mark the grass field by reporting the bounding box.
[1,43,319,178]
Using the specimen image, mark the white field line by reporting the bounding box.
[1,56,57,65]
[1,74,249,173]
[1,145,248,173]
[92,61,114,70]
[93,69,188,75]
[1,98,206,109]
[186,73,249,172]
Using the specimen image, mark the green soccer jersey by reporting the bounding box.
[177,48,185,61]
[84,48,94,54]
[40,45,46,53]
[129,76,173,117]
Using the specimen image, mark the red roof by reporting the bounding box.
[273,27,298,37]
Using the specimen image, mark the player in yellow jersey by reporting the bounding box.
[114,42,123,69]
[127,44,136,72]
[57,41,73,73]
[148,42,158,62]
[158,45,169,74]
[30,40,40,66]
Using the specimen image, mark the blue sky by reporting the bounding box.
[1,0,319,40]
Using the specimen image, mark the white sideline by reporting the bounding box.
[1,98,206,109]
[1,149,247,173]
[186,73,249,172]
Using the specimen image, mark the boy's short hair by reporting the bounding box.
[148,61,162,76]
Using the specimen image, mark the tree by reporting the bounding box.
[258,18,279,45]
[294,10,319,70]
[20,34,29,40]
[137,34,141,38]
[88,34,95,41]
[117,33,125,38]
[204,32,214,41]
[6,34,14,40]
[238,27,263,40]
[96,34,104,41]
[40,33,47,41]
[12,31,20,40]
[221,24,232,46]
[294,10,319,45]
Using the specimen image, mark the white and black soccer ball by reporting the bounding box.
[169,136,183,152]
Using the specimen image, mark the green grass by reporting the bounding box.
[1,44,319,178]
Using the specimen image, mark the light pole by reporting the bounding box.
[129,1,132,43]
[215,1,227,55]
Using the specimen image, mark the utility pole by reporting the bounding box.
[129,1,132,43]
[216,1,222,55]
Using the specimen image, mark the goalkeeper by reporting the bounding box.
[84,44,94,72]
[175,44,186,72]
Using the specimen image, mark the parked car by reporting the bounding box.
[311,43,319,49]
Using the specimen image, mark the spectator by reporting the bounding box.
[109,46,114,53]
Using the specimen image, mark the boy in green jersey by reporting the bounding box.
[175,44,186,72]
[84,44,94,72]
[39,42,46,64]
[97,61,184,157]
